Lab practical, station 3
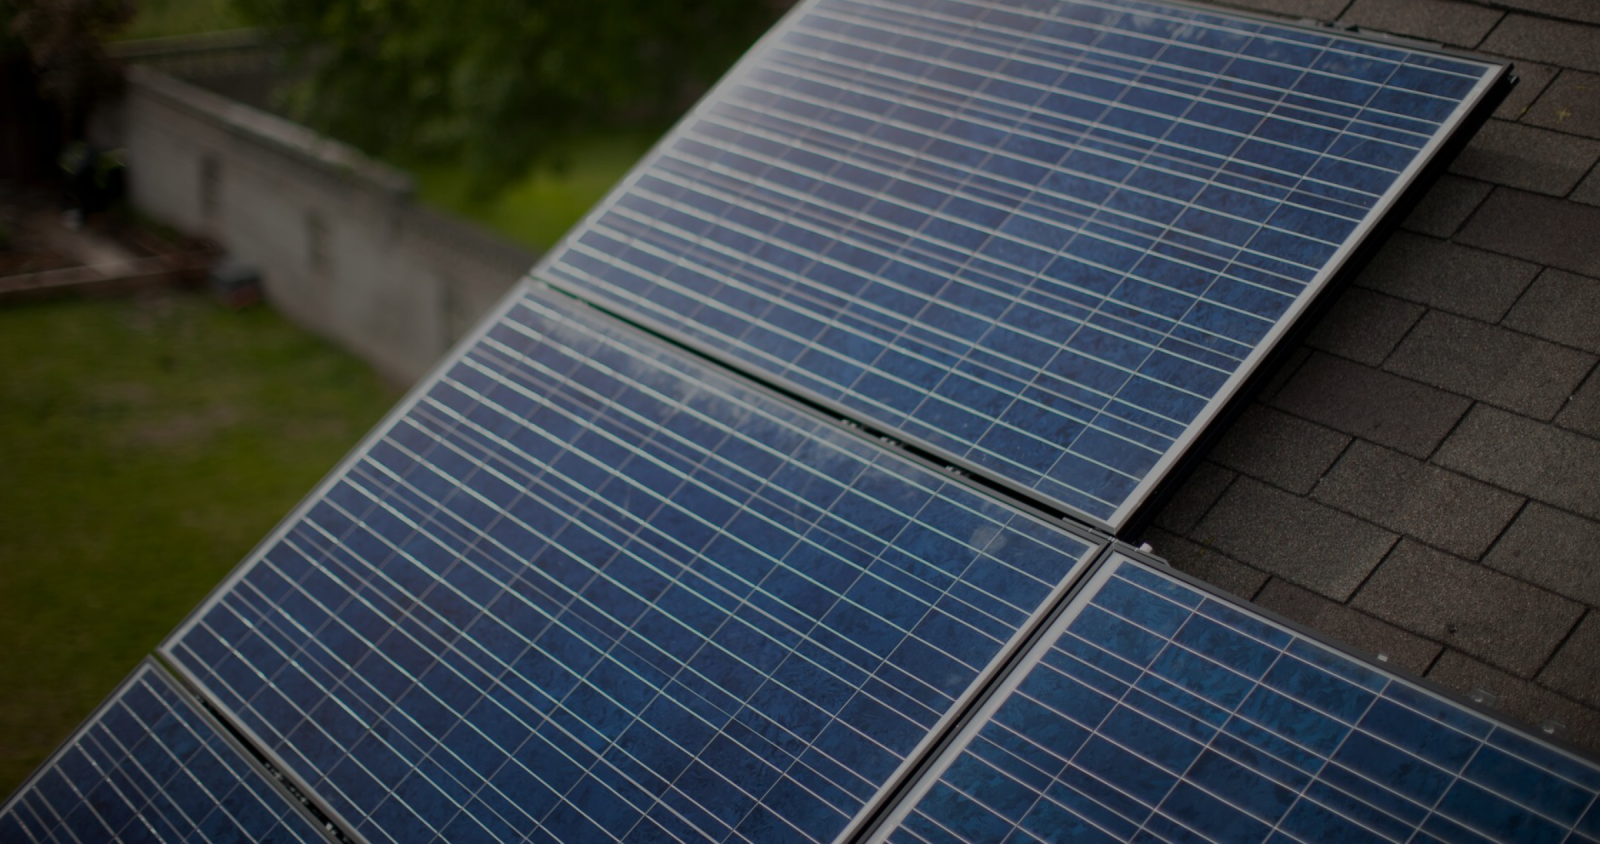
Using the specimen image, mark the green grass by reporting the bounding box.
[118,0,245,40]
[408,133,660,251]
[0,291,397,797]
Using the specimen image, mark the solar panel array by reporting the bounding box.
[542,0,1503,530]
[876,555,1600,844]
[4,1,1550,843]
[0,661,330,844]
[161,291,1106,844]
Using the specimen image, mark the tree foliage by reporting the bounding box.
[243,0,794,189]
[6,0,136,135]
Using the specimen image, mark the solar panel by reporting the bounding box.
[0,660,331,843]
[539,0,1509,531]
[871,552,1600,844]
[10,2,1548,842]
[160,289,1108,844]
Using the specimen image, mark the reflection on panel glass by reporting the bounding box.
[543,0,1500,528]
[164,290,1104,844]
[5,3,1535,844]
[880,555,1600,844]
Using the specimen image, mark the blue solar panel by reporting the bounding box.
[0,661,330,843]
[10,3,1539,843]
[539,0,1506,530]
[160,289,1107,844]
[874,553,1600,844]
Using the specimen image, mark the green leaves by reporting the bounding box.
[249,0,791,193]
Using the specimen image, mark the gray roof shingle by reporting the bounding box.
[1481,14,1600,73]
[1270,353,1472,457]
[1494,60,1559,120]
[1573,164,1600,205]
[1339,0,1502,46]
[1435,405,1600,519]
[1449,120,1600,196]
[1459,189,1600,285]
[1486,0,1600,25]
[1311,441,1524,559]
[1401,174,1494,238]
[1159,0,1600,759]
[1195,477,1399,600]
[1559,370,1600,437]
[1304,287,1426,365]
[1539,612,1600,707]
[1384,310,1596,419]
[1353,231,1538,322]
[1504,269,1600,353]
[1485,503,1600,606]
[1524,70,1600,139]
[1351,540,1583,677]
[1207,405,1350,495]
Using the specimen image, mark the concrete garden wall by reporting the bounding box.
[118,64,536,383]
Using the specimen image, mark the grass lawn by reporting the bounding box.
[0,290,397,797]
[407,132,660,252]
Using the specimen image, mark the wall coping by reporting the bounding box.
[125,64,414,199]
[111,28,276,61]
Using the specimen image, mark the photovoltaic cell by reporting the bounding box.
[0,661,330,844]
[11,3,1552,844]
[875,553,1600,844]
[539,0,1506,530]
[160,289,1106,844]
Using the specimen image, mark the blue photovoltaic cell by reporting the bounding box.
[0,661,329,844]
[881,554,1600,844]
[539,0,1502,529]
[161,289,1105,844]
[13,2,1528,842]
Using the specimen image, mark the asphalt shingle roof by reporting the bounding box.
[1147,0,1600,755]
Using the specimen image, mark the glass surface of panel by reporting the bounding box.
[539,0,1504,529]
[875,554,1600,844]
[0,661,330,844]
[162,289,1105,844]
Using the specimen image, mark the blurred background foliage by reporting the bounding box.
[6,0,787,244]
[117,0,242,39]
[237,0,795,194]
[5,0,136,138]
